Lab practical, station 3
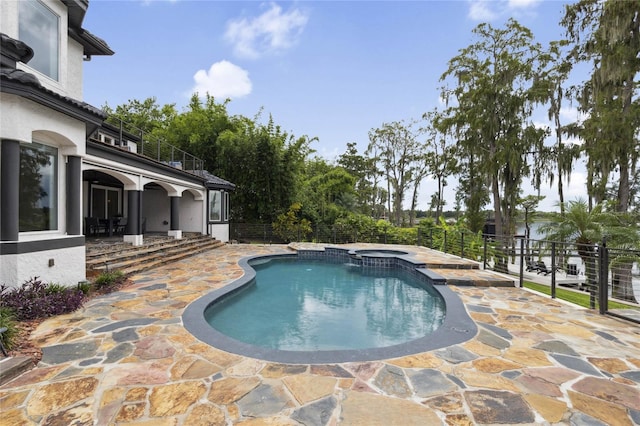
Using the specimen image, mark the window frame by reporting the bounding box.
[18,141,59,233]
[18,0,60,81]
[209,190,222,222]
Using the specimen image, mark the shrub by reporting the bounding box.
[273,203,312,243]
[77,281,92,295]
[45,283,67,295]
[0,278,85,321]
[93,270,124,290]
[0,307,18,351]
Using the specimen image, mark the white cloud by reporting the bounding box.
[225,3,309,59]
[192,60,252,99]
[468,0,540,21]
[507,0,540,10]
[468,1,498,21]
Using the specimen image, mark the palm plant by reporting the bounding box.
[538,199,607,293]
[539,199,639,303]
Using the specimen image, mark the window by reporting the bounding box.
[19,142,58,232]
[209,190,222,221]
[19,0,59,80]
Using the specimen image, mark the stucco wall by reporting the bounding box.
[0,93,86,154]
[66,37,84,99]
[209,223,230,243]
[0,244,86,288]
[179,191,204,233]
[142,188,170,233]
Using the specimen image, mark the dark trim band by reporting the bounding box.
[0,236,85,255]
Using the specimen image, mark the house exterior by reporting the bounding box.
[0,0,233,288]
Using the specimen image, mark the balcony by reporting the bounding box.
[90,117,205,175]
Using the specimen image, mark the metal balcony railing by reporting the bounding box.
[100,117,205,175]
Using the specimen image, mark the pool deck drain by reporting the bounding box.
[1,244,639,425]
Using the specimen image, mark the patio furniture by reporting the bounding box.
[115,217,127,234]
[525,258,539,272]
[536,261,552,276]
[85,217,106,236]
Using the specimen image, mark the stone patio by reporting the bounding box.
[1,244,639,425]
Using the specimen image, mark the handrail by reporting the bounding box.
[98,116,206,175]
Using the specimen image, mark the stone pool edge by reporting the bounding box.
[182,250,478,365]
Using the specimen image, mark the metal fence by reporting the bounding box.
[229,222,640,323]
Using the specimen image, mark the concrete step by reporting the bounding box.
[88,237,224,276]
[119,241,224,275]
[86,234,207,262]
[0,356,35,386]
[90,238,222,271]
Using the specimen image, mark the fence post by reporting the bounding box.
[263,224,267,245]
[483,234,488,269]
[443,230,447,254]
[429,229,433,249]
[519,238,524,288]
[297,224,300,242]
[551,242,556,299]
[460,232,465,259]
[417,229,421,246]
[598,238,608,314]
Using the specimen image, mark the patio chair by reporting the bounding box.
[525,258,539,272]
[115,217,127,234]
[85,217,105,236]
[536,260,552,276]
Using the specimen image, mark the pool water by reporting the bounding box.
[205,259,446,351]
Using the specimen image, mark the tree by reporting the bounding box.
[562,0,640,213]
[368,120,425,227]
[301,158,357,225]
[535,40,582,216]
[164,94,236,172]
[423,108,459,221]
[103,97,177,139]
[440,19,547,245]
[337,142,380,216]
[217,116,313,222]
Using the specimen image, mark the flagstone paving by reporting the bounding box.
[1,244,639,425]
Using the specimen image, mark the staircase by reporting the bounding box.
[86,234,224,277]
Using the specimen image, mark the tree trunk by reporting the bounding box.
[617,157,630,213]
[409,185,418,227]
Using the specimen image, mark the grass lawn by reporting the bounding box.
[523,280,638,310]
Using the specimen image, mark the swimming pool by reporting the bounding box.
[205,258,445,351]
[183,248,477,364]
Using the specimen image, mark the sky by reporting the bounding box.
[82,0,589,212]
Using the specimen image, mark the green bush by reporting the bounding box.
[273,203,312,243]
[0,307,18,351]
[93,270,125,290]
[45,283,67,295]
[77,281,92,295]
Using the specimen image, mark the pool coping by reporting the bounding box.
[182,251,478,364]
